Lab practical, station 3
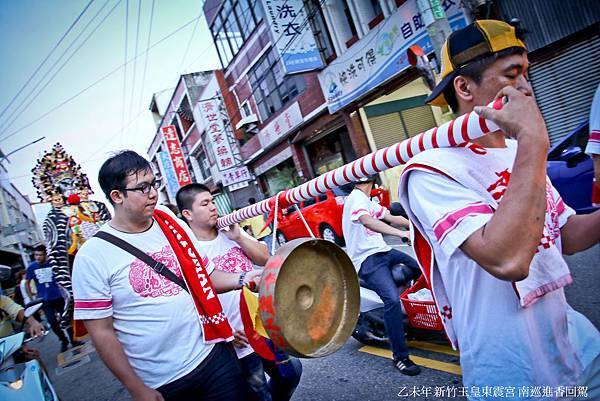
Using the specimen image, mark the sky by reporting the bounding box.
[0,0,220,219]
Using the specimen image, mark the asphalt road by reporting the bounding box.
[33,243,598,401]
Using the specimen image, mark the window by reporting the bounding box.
[248,48,306,120]
[304,0,335,61]
[343,1,358,37]
[210,0,264,68]
[370,0,383,17]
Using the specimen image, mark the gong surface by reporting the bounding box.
[258,238,360,358]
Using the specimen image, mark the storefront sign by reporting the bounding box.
[258,102,303,148]
[261,0,324,74]
[254,147,293,176]
[157,151,179,201]
[197,99,236,172]
[318,0,467,113]
[162,125,192,186]
[229,181,250,191]
[221,166,251,186]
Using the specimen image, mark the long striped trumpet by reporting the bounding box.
[217,98,503,228]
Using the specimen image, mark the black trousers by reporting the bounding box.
[42,297,71,344]
[157,343,249,401]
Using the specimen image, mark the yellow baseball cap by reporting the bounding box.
[426,20,527,107]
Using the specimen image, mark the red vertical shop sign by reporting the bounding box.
[161,125,192,187]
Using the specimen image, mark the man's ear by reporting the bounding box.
[181,209,192,221]
[110,189,124,205]
[454,75,474,103]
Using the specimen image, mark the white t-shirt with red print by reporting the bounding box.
[342,189,391,271]
[72,206,214,389]
[193,230,256,359]
[402,141,600,395]
[585,83,600,155]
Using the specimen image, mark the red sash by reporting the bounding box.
[153,209,233,343]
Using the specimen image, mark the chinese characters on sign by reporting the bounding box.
[258,101,303,148]
[161,125,192,186]
[261,0,324,74]
[157,151,179,201]
[317,0,466,113]
[220,166,251,187]
[197,99,236,172]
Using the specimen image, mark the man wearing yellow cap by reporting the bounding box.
[399,20,600,399]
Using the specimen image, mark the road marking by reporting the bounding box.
[359,345,462,375]
[407,340,459,357]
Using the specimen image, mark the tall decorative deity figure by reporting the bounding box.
[31,143,111,332]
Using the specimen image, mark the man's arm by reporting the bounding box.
[382,211,410,228]
[592,154,600,190]
[16,310,45,338]
[84,318,164,401]
[460,87,550,281]
[358,214,409,239]
[223,224,269,265]
[210,269,262,293]
[560,211,600,254]
[25,279,34,300]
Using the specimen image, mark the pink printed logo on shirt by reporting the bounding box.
[211,247,253,273]
[537,180,563,252]
[129,246,184,298]
[486,169,511,201]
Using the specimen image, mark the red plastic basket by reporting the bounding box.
[400,276,444,331]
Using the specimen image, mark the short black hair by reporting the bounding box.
[443,47,527,113]
[98,150,152,205]
[33,243,46,253]
[176,183,211,214]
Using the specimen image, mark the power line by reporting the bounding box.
[0,0,96,124]
[133,0,156,146]
[128,0,143,131]
[0,15,203,144]
[0,0,118,137]
[177,10,202,75]
[121,0,129,147]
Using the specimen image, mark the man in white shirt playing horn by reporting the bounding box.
[399,20,600,400]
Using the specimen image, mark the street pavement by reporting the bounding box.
[34,243,599,401]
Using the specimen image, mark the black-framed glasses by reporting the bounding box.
[120,179,161,195]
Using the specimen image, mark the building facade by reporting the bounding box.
[495,0,600,144]
[194,0,598,206]
[147,71,259,213]
[0,153,41,270]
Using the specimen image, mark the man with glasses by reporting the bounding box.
[72,150,261,401]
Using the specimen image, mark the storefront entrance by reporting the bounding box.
[305,128,356,177]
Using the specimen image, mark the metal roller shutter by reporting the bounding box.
[529,35,600,144]
[368,112,406,150]
[367,105,437,150]
[402,106,437,139]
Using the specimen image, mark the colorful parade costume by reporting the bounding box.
[31,143,111,332]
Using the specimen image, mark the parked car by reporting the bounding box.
[547,121,599,214]
[276,185,391,245]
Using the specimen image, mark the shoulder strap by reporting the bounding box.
[94,231,188,292]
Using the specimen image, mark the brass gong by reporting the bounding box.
[258,238,360,358]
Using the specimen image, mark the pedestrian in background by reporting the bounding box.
[26,243,81,352]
